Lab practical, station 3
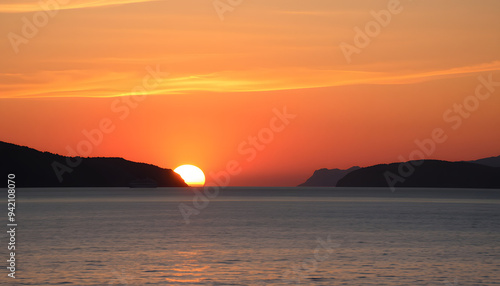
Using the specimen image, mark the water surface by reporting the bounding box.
[1,187,499,285]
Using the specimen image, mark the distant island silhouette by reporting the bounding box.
[301,156,500,188]
[0,141,187,188]
[3,140,500,189]
[298,166,360,187]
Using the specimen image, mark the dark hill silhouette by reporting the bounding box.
[468,155,500,167]
[299,166,360,187]
[336,160,500,188]
[0,141,187,188]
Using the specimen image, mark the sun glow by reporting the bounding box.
[174,165,206,187]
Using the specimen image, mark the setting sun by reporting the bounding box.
[174,165,206,187]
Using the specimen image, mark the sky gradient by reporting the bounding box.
[1,0,500,186]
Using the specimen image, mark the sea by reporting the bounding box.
[1,187,500,285]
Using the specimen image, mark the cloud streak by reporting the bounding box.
[2,61,499,99]
[0,0,160,13]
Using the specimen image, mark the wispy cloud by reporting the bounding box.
[2,61,499,99]
[0,0,160,13]
[148,61,500,95]
[366,61,500,85]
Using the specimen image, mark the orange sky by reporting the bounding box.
[1,0,500,186]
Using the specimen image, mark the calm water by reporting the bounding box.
[1,187,500,285]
